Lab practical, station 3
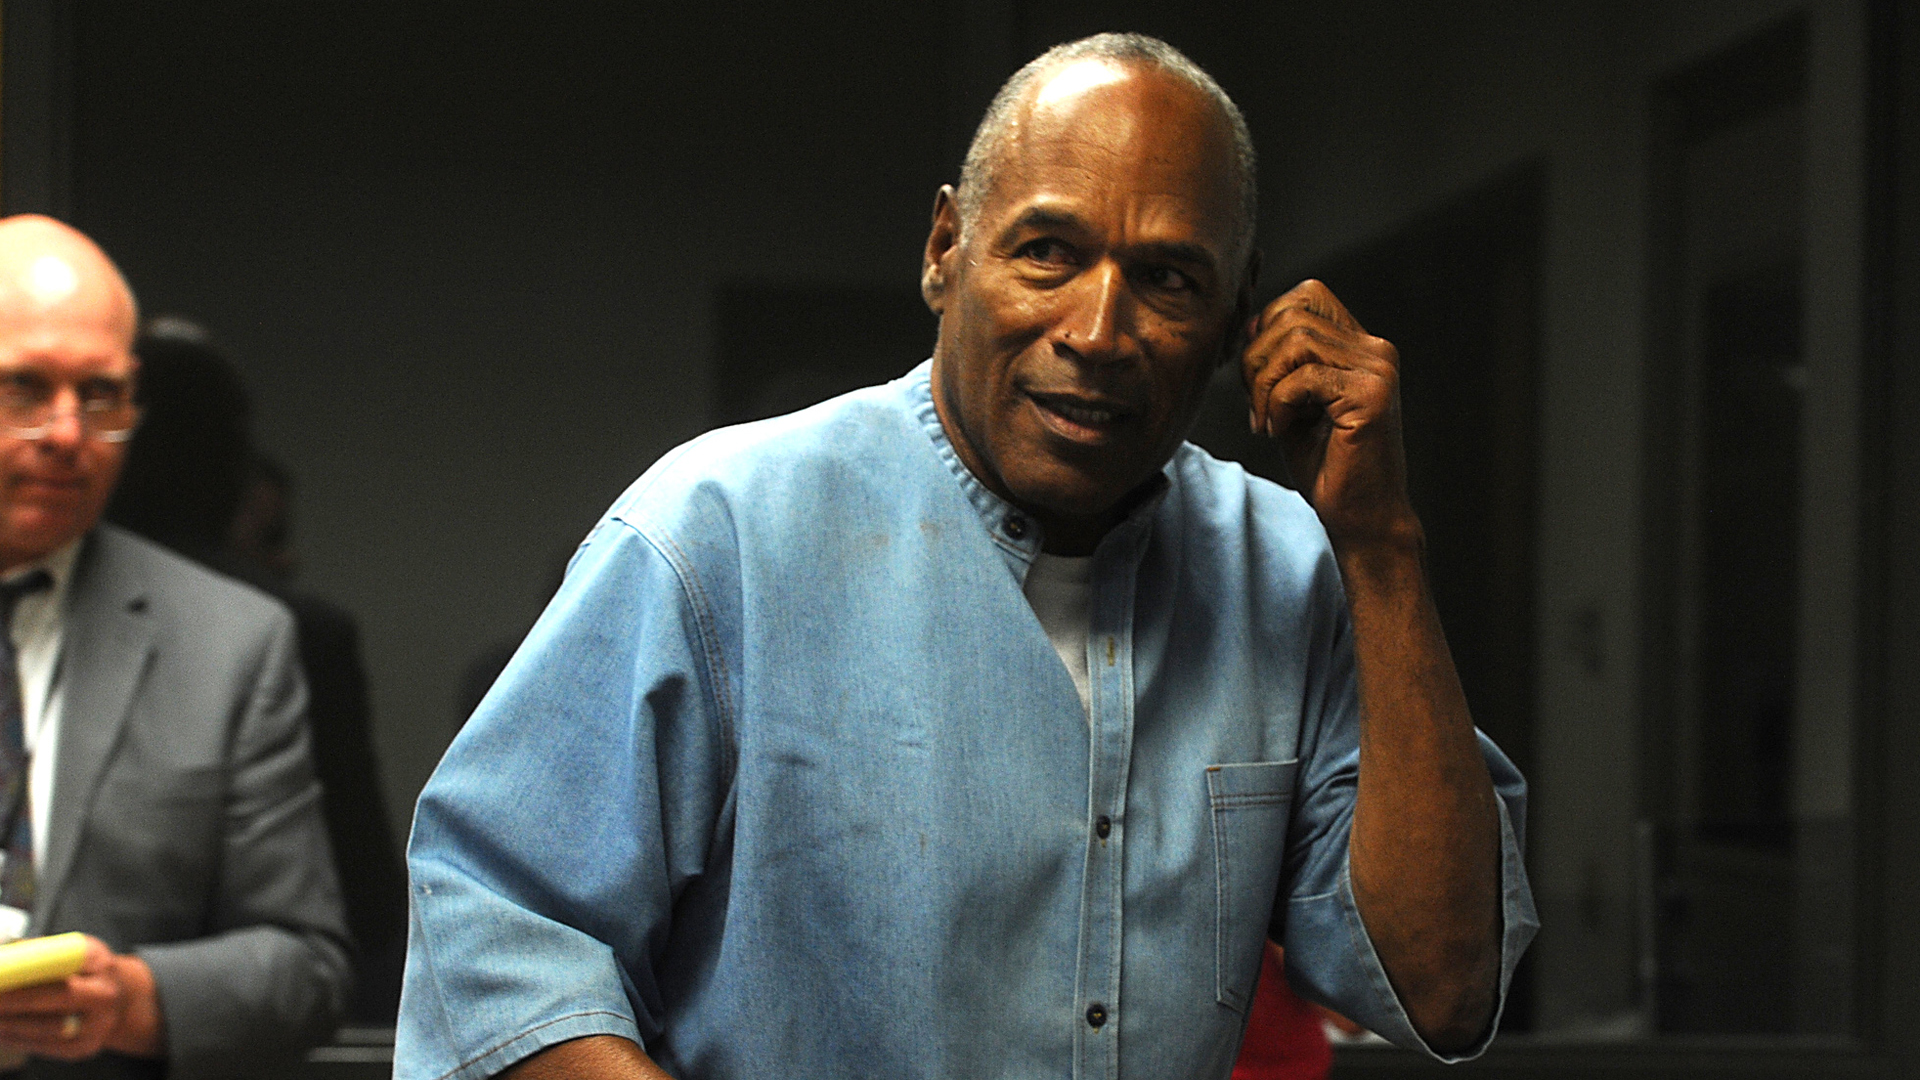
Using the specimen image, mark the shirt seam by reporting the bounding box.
[618,521,739,781]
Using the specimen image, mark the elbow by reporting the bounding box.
[1413,1001,1493,1056]
[1403,953,1499,1055]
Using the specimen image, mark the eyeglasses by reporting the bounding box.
[0,370,141,443]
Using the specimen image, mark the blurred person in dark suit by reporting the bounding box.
[0,215,349,1077]
[105,320,406,1024]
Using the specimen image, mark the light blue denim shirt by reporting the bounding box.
[398,361,1537,1080]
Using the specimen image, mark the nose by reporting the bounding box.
[38,389,86,449]
[1053,260,1127,364]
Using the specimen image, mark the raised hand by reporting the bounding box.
[1242,279,1418,554]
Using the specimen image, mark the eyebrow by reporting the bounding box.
[996,206,1089,246]
[997,206,1221,275]
[1131,239,1217,274]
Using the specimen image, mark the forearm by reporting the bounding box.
[1338,531,1502,1051]
[502,1035,673,1080]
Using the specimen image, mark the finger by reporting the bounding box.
[0,993,115,1060]
[60,973,120,1006]
[1262,362,1377,439]
[75,936,112,976]
[1250,288,1344,348]
[0,1028,105,1062]
[1246,306,1394,378]
[0,1011,85,1047]
[0,982,82,1014]
[1243,323,1337,431]
[1276,278,1363,333]
[1244,319,1382,433]
[1262,389,1333,498]
[1250,282,1347,342]
[1242,300,1400,433]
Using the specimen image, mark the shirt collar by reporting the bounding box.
[906,359,1173,566]
[5,535,82,645]
[3,537,82,594]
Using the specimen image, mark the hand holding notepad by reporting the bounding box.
[0,933,88,994]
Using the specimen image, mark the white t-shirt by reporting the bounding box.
[1022,552,1094,720]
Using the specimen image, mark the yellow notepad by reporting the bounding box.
[0,933,87,994]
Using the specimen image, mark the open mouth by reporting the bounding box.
[1027,390,1131,439]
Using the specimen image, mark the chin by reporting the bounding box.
[1005,469,1132,525]
[0,513,89,562]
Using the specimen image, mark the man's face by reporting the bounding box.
[0,307,135,570]
[925,62,1250,552]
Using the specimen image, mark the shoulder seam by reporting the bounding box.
[607,429,727,524]
[612,519,739,781]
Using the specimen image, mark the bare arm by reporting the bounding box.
[1244,279,1501,1051]
[501,1035,674,1080]
[1336,537,1501,1049]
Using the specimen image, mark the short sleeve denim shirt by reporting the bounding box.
[397,361,1537,1080]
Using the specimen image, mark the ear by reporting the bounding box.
[921,185,962,315]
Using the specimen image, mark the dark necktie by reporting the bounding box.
[0,570,53,913]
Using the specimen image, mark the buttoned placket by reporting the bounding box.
[1071,519,1146,1080]
[981,501,1150,1080]
[915,375,1167,1077]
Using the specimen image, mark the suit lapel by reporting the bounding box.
[35,531,153,925]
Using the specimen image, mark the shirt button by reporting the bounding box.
[1095,815,1112,839]
[1003,514,1028,540]
[1086,1002,1107,1028]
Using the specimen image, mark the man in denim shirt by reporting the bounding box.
[399,33,1537,1080]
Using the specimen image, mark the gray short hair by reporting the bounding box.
[956,33,1258,274]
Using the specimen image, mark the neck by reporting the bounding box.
[1034,509,1118,556]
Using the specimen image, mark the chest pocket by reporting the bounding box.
[1208,759,1297,1011]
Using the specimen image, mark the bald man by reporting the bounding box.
[400,33,1534,1080]
[0,216,349,1078]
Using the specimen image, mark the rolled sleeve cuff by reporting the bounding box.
[1288,795,1539,1063]
[422,1010,642,1080]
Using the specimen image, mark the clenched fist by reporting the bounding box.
[1242,279,1420,554]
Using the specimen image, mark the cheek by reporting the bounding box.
[89,446,128,491]
[960,278,1051,351]
[1151,358,1216,421]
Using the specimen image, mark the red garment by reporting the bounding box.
[1231,942,1332,1080]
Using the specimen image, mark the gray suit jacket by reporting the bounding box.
[26,526,351,1078]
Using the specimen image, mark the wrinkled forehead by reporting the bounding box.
[992,61,1242,242]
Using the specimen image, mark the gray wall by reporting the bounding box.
[60,3,956,836]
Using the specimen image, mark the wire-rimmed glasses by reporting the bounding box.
[0,370,140,443]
